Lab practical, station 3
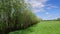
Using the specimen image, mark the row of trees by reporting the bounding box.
[56,18,60,21]
[0,0,40,34]
[51,18,60,21]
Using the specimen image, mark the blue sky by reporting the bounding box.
[26,0,60,20]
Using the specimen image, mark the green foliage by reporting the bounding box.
[0,0,40,34]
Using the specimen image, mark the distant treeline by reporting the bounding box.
[42,18,60,21]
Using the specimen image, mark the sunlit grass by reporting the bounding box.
[10,21,60,34]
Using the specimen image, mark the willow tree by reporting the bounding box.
[0,0,40,34]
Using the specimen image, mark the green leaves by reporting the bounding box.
[0,0,40,34]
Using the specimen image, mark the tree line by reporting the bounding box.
[0,0,40,34]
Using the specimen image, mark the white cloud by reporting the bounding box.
[32,8,45,13]
[25,0,48,13]
[25,0,58,13]
[46,4,58,9]
[34,0,48,3]
[32,2,44,7]
[27,0,46,8]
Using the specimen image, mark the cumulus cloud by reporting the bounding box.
[25,0,58,13]
[25,0,48,13]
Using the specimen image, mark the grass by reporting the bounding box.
[10,21,60,34]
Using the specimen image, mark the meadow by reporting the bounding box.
[10,21,60,34]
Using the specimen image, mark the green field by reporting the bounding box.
[10,21,60,34]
